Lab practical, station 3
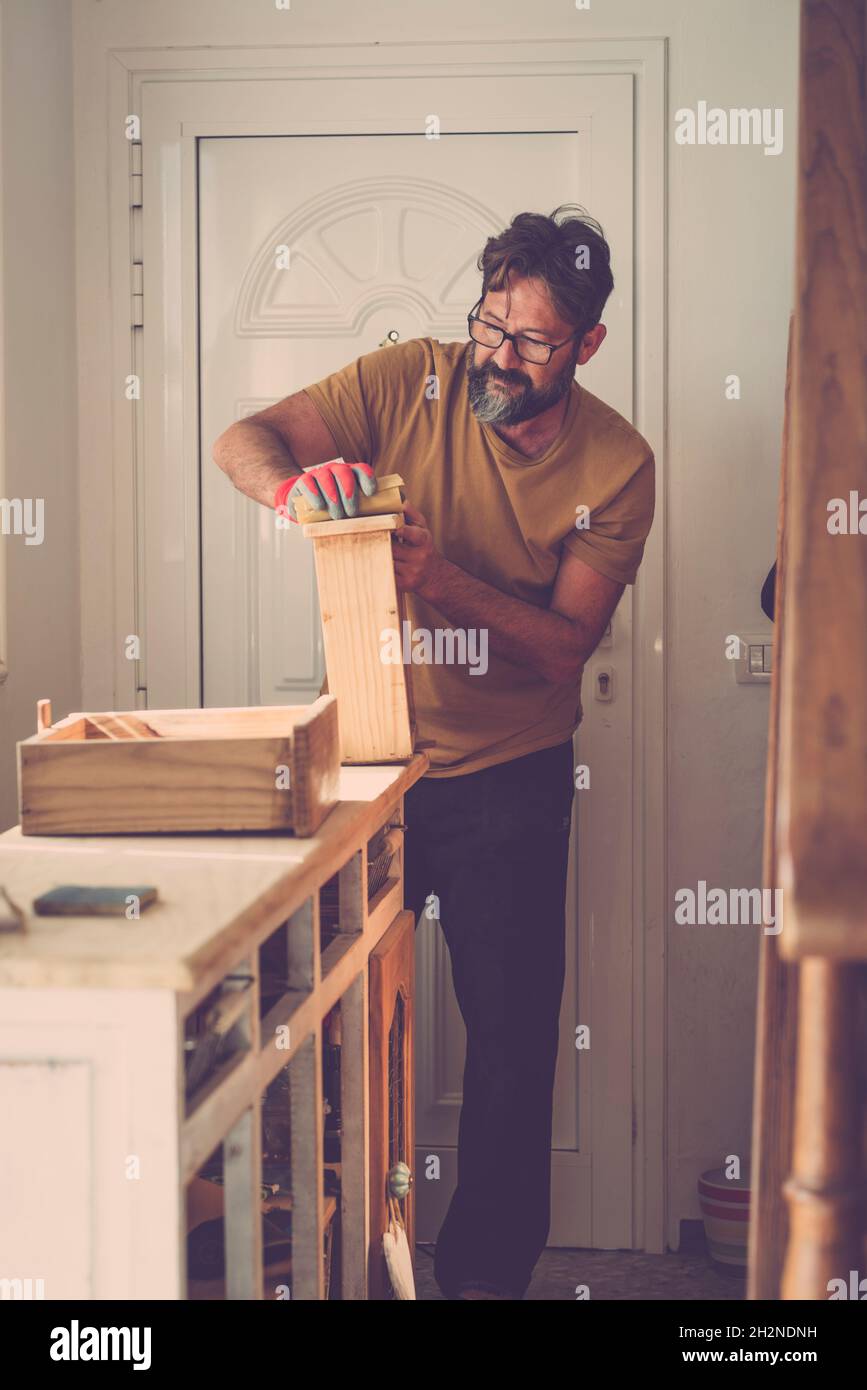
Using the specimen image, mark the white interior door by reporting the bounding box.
[192,78,634,1247]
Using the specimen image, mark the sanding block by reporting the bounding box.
[295,473,405,526]
[33,885,159,917]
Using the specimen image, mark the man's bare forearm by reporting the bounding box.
[418,555,587,685]
[213,421,303,508]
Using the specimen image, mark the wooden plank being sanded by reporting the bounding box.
[303,512,415,763]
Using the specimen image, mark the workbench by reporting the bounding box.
[0,754,428,1300]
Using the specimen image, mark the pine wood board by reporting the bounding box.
[305,515,415,762]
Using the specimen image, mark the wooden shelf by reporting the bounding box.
[0,754,427,1300]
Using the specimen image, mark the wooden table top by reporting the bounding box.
[0,755,428,991]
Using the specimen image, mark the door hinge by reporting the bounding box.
[130,141,142,207]
[131,261,143,328]
[130,143,143,327]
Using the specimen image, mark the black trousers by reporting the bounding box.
[403,739,575,1299]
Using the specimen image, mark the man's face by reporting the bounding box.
[466,275,583,426]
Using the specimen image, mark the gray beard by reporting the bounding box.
[466,340,578,425]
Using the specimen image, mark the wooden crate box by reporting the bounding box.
[17,696,340,836]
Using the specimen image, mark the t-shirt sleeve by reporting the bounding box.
[562,446,656,585]
[302,340,425,469]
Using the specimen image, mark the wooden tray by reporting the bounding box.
[17,696,340,836]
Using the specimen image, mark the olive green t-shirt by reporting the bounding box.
[304,336,654,778]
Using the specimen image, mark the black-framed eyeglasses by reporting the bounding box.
[467,299,581,366]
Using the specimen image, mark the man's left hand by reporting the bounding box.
[391,502,444,599]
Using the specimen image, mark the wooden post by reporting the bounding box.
[340,971,370,1300]
[775,0,867,959]
[755,0,867,1298]
[777,0,867,1292]
[780,962,864,1297]
[290,1032,325,1299]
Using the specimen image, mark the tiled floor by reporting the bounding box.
[414,1245,746,1301]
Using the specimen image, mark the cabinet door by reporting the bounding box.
[368,909,415,1299]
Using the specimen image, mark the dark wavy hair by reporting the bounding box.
[477,205,614,336]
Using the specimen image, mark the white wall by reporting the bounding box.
[0,0,80,832]
[660,4,796,1244]
[63,0,797,1250]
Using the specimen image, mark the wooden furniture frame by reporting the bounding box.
[0,755,427,1300]
[750,0,867,1300]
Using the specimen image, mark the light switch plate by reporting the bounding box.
[732,633,774,684]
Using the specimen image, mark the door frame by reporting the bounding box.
[76,35,667,1253]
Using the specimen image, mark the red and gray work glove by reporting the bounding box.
[275,460,377,523]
